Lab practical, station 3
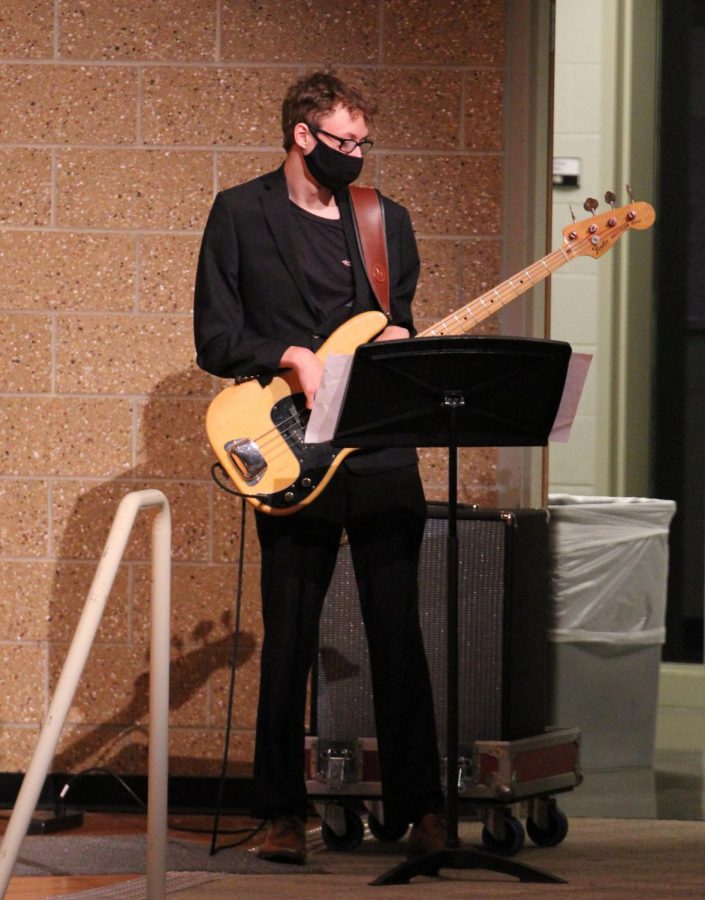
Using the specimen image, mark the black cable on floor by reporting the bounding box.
[57,754,260,841]
[59,766,147,814]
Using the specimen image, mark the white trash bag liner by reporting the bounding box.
[548,495,676,645]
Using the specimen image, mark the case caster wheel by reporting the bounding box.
[321,807,364,851]
[367,813,408,843]
[481,815,525,856]
[526,804,569,847]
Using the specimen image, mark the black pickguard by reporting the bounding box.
[262,393,342,510]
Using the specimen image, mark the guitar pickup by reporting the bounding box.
[224,438,266,485]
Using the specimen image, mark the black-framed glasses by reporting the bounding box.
[306,121,374,156]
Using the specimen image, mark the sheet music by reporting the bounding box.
[303,354,353,444]
[550,352,592,442]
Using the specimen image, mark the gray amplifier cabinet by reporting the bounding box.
[313,504,551,754]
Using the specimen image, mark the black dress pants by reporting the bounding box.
[251,462,443,825]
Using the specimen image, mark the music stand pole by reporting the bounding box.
[445,394,462,850]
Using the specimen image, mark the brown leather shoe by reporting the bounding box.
[257,814,306,864]
[407,813,447,856]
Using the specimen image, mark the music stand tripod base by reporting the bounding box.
[370,847,567,885]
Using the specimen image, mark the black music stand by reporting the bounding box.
[330,335,571,886]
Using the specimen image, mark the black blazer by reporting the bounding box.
[194,165,420,473]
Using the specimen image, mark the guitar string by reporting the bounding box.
[232,228,607,474]
[423,245,572,337]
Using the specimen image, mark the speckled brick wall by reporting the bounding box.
[0,0,504,779]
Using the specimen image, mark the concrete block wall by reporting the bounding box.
[0,0,509,778]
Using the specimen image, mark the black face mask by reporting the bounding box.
[303,137,363,193]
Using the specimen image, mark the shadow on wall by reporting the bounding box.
[49,368,256,777]
[52,615,255,774]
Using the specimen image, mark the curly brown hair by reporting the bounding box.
[281,71,375,151]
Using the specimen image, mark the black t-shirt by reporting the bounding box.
[289,201,355,330]
[287,200,418,474]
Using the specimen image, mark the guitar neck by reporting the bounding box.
[418,245,572,338]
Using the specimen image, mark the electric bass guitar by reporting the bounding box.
[206,198,655,515]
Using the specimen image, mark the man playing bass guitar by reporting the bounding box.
[194,70,445,864]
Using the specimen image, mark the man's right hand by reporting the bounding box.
[279,346,324,410]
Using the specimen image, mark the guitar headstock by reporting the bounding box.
[562,193,655,259]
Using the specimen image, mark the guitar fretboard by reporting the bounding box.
[418,244,578,338]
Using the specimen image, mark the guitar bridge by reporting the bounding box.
[224,438,266,485]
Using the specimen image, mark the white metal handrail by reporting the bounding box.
[0,489,171,898]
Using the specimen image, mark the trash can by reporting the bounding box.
[547,494,676,771]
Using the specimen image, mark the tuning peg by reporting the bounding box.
[626,184,635,202]
[583,197,599,214]
[569,204,577,223]
[605,191,617,208]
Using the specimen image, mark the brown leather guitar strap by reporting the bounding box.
[348,185,391,319]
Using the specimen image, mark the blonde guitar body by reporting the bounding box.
[206,310,389,515]
[206,200,655,516]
